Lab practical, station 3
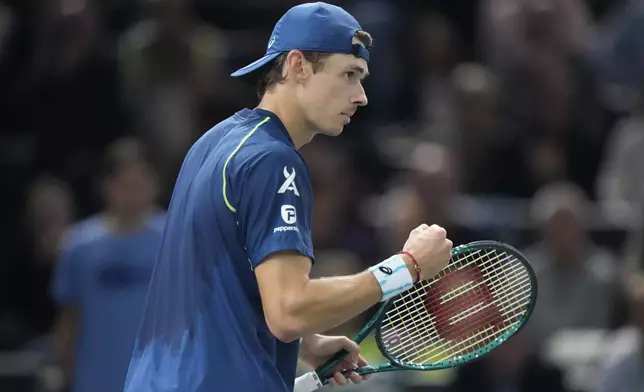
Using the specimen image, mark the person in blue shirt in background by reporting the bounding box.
[51,137,165,392]
[124,2,452,392]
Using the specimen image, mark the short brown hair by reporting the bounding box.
[256,31,372,99]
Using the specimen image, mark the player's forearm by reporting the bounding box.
[275,271,380,341]
[262,253,417,342]
[291,271,383,336]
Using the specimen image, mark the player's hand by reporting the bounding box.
[299,334,370,387]
[402,224,452,280]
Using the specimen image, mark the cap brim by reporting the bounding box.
[231,52,282,77]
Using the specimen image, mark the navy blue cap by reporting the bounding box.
[231,2,369,77]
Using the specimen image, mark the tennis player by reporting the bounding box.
[124,3,452,392]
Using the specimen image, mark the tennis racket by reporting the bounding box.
[294,240,538,391]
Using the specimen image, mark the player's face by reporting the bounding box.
[300,46,369,136]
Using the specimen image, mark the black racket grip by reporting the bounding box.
[315,349,350,376]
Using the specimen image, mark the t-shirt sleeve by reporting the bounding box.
[50,235,83,306]
[235,148,314,268]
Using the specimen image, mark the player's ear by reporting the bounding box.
[285,50,310,83]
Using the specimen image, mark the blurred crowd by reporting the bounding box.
[1,0,644,391]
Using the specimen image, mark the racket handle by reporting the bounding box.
[314,349,350,377]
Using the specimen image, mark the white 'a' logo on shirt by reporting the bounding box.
[278,166,299,196]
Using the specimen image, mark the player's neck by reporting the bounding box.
[257,92,313,149]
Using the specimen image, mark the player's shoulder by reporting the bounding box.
[60,215,108,253]
[198,109,274,153]
[222,112,307,171]
[209,108,269,134]
[232,142,308,191]
[244,138,302,165]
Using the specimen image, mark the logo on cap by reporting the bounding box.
[267,36,276,49]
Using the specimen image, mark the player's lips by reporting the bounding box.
[341,111,355,124]
[342,110,356,117]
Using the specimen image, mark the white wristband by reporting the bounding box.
[369,254,414,302]
[294,371,323,392]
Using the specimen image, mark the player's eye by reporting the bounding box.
[345,71,356,81]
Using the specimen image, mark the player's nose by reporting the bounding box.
[353,83,368,107]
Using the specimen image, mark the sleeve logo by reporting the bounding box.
[277,167,300,196]
[281,204,297,224]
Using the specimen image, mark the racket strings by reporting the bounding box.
[382,251,517,349]
[384,251,532,364]
[390,251,530,363]
[379,249,533,366]
[383,266,520,364]
[384,253,529,363]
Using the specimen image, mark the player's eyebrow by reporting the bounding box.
[347,64,369,79]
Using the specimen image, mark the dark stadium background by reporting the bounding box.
[0,0,643,391]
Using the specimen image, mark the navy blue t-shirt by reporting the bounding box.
[51,213,165,392]
[124,108,314,392]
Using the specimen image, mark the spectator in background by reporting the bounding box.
[1,176,74,350]
[402,13,460,134]
[596,89,644,228]
[500,49,606,199]
[523,181,621,346]
[118,0,229,196]
[478,0,592,73]
[415,13,459,139]
[587,0,644,113]
[479,0,606,199]
[50,137,164,392]
[449,63,535,197]
[22,176,75,340]
[529,54,607,200]
[594,273,644,392]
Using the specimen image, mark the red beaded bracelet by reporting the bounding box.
[400,251,421,283]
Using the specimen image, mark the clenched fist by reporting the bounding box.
[402,224,452,281]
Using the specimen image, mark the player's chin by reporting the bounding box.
[320,124,345,137]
